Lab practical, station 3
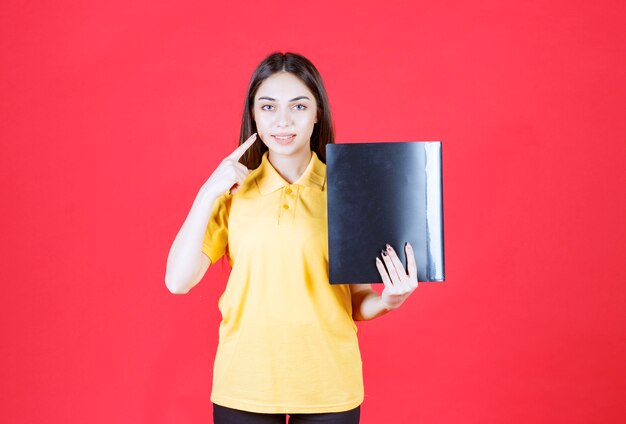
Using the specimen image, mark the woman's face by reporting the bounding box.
[253,72,318,158]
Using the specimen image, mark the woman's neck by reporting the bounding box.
[267,148,312,184]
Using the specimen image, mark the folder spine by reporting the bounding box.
[425,142,445,282]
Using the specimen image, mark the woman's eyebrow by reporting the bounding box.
[257,96,312,102]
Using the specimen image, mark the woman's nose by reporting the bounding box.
[276,108,292,127]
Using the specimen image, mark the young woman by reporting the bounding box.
[165,52,418,424]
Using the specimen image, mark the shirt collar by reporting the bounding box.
[255,151,326,195]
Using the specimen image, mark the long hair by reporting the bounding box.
[238,52,335,169]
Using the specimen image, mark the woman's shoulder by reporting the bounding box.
[230,166,263,199]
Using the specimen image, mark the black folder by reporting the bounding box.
[326,142,445,284]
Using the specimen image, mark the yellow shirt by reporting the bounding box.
[202,151,364,414]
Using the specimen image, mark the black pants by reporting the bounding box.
[213,403,361,424]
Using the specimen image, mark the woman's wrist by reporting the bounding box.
[196,184,223,206]
[378,294,394,312]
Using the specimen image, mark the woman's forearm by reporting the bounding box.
[165,187,220,294]
[352,290,391,321]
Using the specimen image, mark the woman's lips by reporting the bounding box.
[271,134,296,145]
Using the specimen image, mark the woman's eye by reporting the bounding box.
[261,105,274,111]
[294,104,307,111]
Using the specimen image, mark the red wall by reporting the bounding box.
[1,1,625,423]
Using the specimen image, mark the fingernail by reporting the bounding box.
[406,242,412,249]
[386,244,393,251]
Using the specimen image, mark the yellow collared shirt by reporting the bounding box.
[202,151,364,413]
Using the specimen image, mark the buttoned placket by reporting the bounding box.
[278,184,298,225]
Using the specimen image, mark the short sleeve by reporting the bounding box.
[202,193,231,264]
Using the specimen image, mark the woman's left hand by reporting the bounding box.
[375,242,419,310]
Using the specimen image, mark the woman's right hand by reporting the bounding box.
[166,133,258,294]
[202,133,257,196]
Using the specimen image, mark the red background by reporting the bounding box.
[1,1,625,423]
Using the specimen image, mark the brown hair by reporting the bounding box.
[237,52,335,168]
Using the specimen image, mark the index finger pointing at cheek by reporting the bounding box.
[228,133,257,161]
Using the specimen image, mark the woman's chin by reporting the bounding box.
[267,143,311,158]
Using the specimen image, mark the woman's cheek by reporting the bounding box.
[255,118,270,144]
[301,115,316,137]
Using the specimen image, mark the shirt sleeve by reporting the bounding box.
[201,192,231,265]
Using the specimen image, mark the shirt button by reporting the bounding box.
[283,204,289,209]
[285,187,293,194]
